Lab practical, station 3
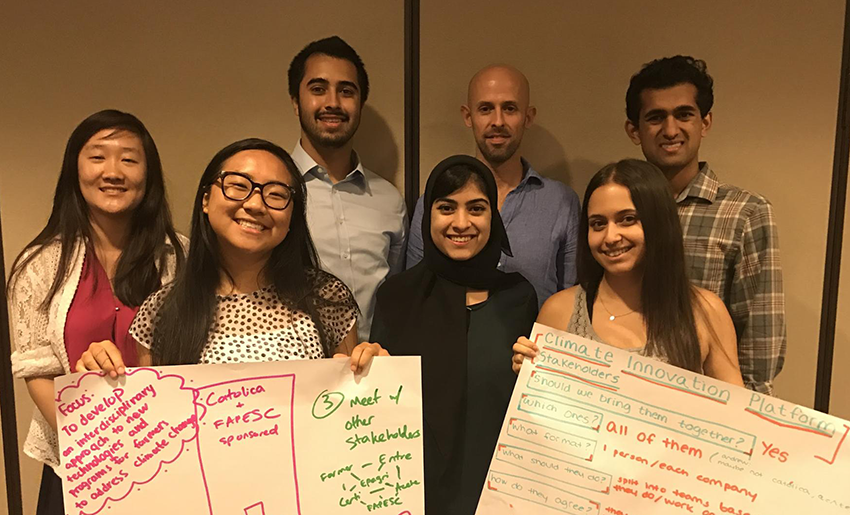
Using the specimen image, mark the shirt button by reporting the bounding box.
[115,307,120,312]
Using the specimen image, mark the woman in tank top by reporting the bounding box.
[513,159,743,385]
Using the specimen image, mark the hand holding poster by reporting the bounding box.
[477,324,850,515]
[54,357,423,515]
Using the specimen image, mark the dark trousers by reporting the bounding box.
[36,465,64,515]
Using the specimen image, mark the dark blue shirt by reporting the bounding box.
[406,161,580,307]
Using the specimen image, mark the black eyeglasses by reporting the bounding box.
[213,171,296,210]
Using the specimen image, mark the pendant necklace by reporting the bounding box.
[598,294,637,321]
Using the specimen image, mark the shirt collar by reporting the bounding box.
[291,139,366,186]
[519,158,544,186]
[675,162,718,204]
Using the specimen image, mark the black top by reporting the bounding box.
[451,283,538,514]
[371,271,537,515]
[371,154,536,514]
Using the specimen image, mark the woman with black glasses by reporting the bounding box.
[78,138,384,373]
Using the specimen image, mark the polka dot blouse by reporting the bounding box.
[130,274,358,364]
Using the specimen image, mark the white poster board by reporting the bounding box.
[477,324,850,515]
[54,356,423,515]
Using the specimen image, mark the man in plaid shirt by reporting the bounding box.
[624,55,785,395]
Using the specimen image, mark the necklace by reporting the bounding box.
[597,294,637,321]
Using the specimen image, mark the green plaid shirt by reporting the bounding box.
[676,163,786,395]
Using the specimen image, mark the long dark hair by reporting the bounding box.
[8,109,184,308]
[151,138,344,365]
[577,159,701,372]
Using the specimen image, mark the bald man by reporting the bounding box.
[405,65,580,307]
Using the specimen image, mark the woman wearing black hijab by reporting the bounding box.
[371,155,538,515]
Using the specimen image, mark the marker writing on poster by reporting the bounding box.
[313,384,423,512]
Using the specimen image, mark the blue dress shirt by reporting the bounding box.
[292,141,407,343]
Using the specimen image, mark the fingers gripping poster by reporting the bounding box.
[54,357,423,515]
[477,324,850,515]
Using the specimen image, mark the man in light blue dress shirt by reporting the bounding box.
[406,65,580,307]
[288,36,407,342]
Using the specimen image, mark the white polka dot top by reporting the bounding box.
[130,274,358,364]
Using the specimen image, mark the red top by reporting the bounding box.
[64,249,140,369]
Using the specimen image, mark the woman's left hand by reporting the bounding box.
[77,340,127,378]
[512,336,539,374]
[334,342,390,373]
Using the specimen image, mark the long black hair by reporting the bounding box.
[151,138,345,365]
[577,159,701,372]
[8,109,184,308]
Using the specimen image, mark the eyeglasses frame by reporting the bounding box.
[212,170,296,211]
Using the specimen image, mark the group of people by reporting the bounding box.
[7,35,785,515]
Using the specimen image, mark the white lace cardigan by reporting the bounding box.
[9,236,184,469]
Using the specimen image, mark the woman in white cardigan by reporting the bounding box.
[7,110,185,515]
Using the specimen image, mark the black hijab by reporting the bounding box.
[421,154,512,288]
[371,155,521,511]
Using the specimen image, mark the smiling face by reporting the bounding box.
[586,182,646,276]
[77,128,147,219]
[203,150,294,265]
[625,83,711,176]
[462,66,535,165]
[292,54,362,149]
[430,179,492,261]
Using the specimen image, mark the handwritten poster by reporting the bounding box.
[477,324,850,515]
[54,356,423,515]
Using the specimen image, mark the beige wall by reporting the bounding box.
[2,0,849,513]
[420,0,844,408]
[0,1,403,512]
